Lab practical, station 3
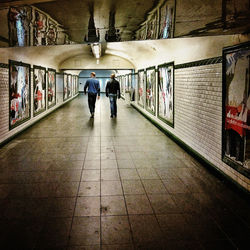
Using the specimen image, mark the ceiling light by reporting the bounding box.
[91,43,101,59]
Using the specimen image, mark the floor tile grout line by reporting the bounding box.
[132,158,170,243]
[66,135,90,250]
[212,218,239,249]
[115,147,136,250]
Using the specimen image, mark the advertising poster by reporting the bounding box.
[138,26,146,40]
[33,9,47,46]
[146,67,156,114]
[9,60,30,129]
[125,74,129,92]
[63,73,68,101]
[131,73,137,102]
[146,14,156,40]
[72,75,75,96]
[68,74,72,98]
[46,20,57,45]
[121,76,125,98]
[8,6,31,47]
[158,63,174,126]
[223,42,250,174]
[33,65,46,116]
[48,68,56,108]
[159,0,175,39]
[138,70,145,108]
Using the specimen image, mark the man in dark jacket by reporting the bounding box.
[84,72,100,118]
[106,73,121,118]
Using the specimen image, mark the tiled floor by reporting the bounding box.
[0,94,249,249]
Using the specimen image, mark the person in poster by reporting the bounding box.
[159,66,173,123]
[68,75,72,98]
[34,68,45,113]
[47,21,57,45]
[146,69,155,113]
[138,71,145,107]
[64,74,68,100]
[48,70,56,107]
[34,10,46,46]
[159,3,174,39]
[225,47,250,168]
[9,7,30,47]
[10,64,30,127]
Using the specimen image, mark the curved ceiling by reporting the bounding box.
[1,34,249,73]
[33,0,157,43]
[0,0,249,47]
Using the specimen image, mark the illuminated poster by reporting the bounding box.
[146,67,156,114]
[159,0,175,39]
[8,6,31,47]
[138,70,145,107]
[33,9,47,46]
[63,73,68,101]
[68,74,72,98]
[48,68,56,108]
[9,60,30,129]
[223,42,250,174]
[158,63,174,126]
[33,65,46,116]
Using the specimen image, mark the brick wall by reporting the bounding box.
[132,62,250,191]
[0,66,77,145]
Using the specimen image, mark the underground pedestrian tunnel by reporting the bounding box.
[0,0,250,249]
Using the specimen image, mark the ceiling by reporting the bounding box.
[1,34,249,72]
[0,0,249,44]
[33,0,158,43]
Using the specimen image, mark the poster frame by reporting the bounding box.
[145,66,156,115]
[137,69,146,108]
[157,62,175,127]
[33,64,46,116]
[222,41,250,178]
[47,68,56,109]
[9,60,31,130]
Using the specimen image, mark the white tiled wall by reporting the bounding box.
[0,67,77,145]
[132,63,250,192]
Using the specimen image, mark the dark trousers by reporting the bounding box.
[88,93,97,114]
[226,129,244,162]
[109,94,117,116]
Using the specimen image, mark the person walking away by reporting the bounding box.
[106,73,120,118]
[84,72,100,118]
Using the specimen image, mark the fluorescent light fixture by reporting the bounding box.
[91,43,101,59]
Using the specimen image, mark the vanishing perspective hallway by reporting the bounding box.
[0,95,249,249]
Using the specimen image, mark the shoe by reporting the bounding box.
[110,115,113,118]
[90,113,94,118]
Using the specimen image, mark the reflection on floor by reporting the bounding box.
[0,94,249,249]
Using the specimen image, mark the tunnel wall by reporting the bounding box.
[130,36,250,192]
[0,64,78,145]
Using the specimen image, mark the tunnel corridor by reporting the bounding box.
[0,94,249,249]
